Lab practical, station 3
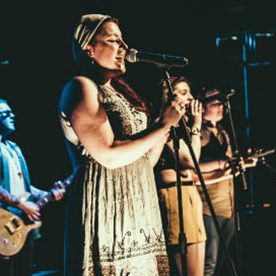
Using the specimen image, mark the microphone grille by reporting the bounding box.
[125,48,138,63]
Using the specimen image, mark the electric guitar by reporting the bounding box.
[0,174,73,257]
[193,148,275,186]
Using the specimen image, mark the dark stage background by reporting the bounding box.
[1,1,276,275]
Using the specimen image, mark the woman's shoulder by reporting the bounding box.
[61,76,100,101]
[65,76,98,92]
[59,76,100,114]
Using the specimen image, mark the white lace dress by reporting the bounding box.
[60,82,169,276]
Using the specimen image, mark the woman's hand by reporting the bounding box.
[190,99,202,128]
[159,95,186,130]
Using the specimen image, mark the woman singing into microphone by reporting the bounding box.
[155,76,206,276]
[59,14,187,275]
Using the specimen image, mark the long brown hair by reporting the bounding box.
[111,77,150,116]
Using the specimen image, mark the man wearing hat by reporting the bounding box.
[195,88,236,276]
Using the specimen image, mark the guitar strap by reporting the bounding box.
[0,142,12,192]
[7,141,32,193]
[0,140,32,194]
[221,129,233,159]
[0,142,3,181]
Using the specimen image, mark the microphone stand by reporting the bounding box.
[224,96,248,192]
[169,126,188,276]
[162,69,238,276]
[224,95,248,275]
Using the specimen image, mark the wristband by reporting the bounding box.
[191,126,201,136]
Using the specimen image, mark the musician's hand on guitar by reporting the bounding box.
[51,188,65,201]
[244,148,258,168]
[50,174,74,201]
[53,180,65,189]
[238,155,257,171]
[17,200,41,221]
[51,185,66,201]
[244,157,258,169]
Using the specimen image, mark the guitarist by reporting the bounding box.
[0,99,65,276]
[195,89,257,276]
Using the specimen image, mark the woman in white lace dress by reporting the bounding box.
[59,14,186,275]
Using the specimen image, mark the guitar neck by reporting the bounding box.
[36,192,55,209]
[35,174,73,209]
[249,148,276,160]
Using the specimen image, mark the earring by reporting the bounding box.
[86,49,94,64]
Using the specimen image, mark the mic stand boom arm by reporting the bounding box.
[162,69,238,276]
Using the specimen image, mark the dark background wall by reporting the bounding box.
[1,1,276,275]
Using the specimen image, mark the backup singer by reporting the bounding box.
[155,76,206,276]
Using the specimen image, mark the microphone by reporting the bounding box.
[125,48,189,68]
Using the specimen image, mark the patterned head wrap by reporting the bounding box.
[72,14,111,63]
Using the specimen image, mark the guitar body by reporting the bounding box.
[0,174,73,257]
[0,208,41,257]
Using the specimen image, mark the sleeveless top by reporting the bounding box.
[60,81,169,276]
[197,121,234,218]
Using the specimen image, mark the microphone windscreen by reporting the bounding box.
[125,48,138,63]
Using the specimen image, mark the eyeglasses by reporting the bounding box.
[0,110,14,118]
